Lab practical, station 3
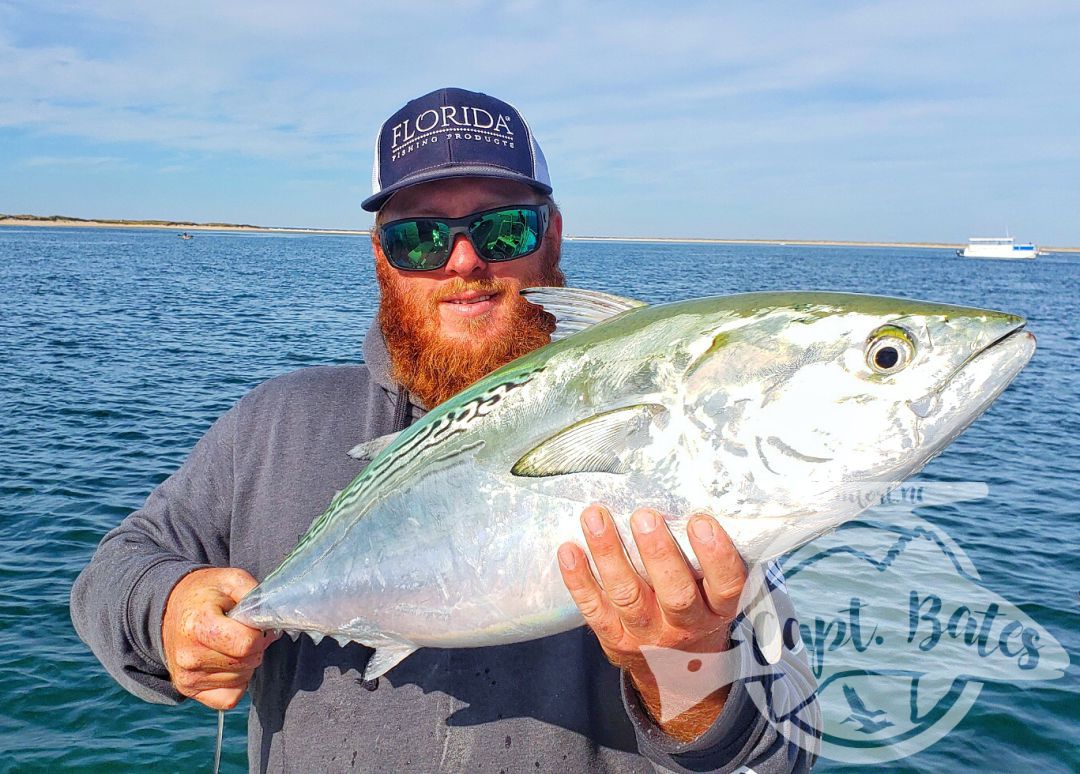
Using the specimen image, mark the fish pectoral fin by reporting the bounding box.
[362,643,418,681]
[519,286,647,342]
[347,432,401,462]
[512,403,668,477]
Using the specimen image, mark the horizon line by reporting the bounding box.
[2,213,1076,252]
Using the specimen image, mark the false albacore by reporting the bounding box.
[228,288,1035,680]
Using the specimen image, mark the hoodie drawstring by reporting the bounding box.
[393,385,413,432]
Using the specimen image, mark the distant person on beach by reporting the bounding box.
[72,87,817,772]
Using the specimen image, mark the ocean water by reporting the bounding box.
[0,227,1076,772]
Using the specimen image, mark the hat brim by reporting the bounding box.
[362,165,553,212]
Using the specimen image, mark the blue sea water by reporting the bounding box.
[0,226,1076,772]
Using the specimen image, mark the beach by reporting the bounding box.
[0,215,369,237]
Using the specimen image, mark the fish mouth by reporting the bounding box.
[909,318,1035,438]
[972,316,1032,365]
[946,317,1034,391]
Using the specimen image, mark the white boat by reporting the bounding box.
[956,236,1039,260]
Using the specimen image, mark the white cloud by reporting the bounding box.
[1,1,1077,240]
[1,1,1076,163]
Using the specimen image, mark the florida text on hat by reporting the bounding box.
[362,87,552,212]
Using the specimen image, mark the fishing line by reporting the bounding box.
[213,709,224,774]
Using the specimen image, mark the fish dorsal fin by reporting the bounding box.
[347,432,401,462]
[274,370,543,574]
[520,287,647,341]
[512,403,667,477]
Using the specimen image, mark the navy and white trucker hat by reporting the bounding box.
[362,87,552,212]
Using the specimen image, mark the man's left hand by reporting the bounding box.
[557,504,748,741]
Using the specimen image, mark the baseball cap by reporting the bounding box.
[362,87,552,212]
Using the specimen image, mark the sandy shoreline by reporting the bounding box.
[567,236,1080,252]
[2,216,1076,252]
[567,235,966,249]
[0,217,369,236]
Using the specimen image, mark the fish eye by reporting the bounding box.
[865,326,915,375]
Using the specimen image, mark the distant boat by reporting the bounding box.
[179,232,193,240]
[956,236,1040,260]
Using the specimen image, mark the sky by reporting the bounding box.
[1,1,1078,244]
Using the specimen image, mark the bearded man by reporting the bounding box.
[72,88,817,773]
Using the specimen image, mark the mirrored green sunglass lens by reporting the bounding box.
[472,209,538,260]
[386,220,449,268]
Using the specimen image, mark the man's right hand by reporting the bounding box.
[162,567,278,710]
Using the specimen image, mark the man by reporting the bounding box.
[72,87,817,772]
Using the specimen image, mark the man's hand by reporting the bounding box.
[161,567,278,710]
[557,504,748,741]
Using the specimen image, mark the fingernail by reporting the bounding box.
[691,517,715,542]
[633,509,658,533]
[558,545,577,569]
[584,508,605,536]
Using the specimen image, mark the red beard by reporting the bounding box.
[376,253,565,409]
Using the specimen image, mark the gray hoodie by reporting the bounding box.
[71,322,818,773]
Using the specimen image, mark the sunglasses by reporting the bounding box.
[379,204,550,271]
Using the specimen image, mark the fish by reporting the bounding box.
[228,287,1035,680]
